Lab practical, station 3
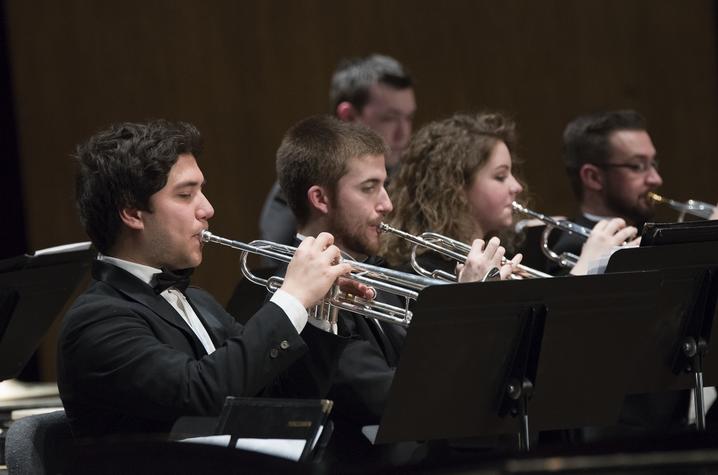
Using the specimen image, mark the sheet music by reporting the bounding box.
[32,242,92,256]
[0,379,59,401]
[181,425,324,462]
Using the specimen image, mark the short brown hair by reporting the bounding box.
[276,115,388,225]
[563,110,647,199]
[382,112,521,266]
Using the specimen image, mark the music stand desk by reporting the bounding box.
[370,271,660,444]
[0,244,93,382]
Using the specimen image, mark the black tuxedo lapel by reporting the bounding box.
[370,319,399,366]
[92,261,208,356]
[185,292,225,347]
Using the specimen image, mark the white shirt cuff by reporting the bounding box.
[270,289,308,333]
[307,318,338,335]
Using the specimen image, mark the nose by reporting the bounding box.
[646,166,663,188]
[394,117,412,149]
[197,191,215,221]
[377,186,393,215]
[509,175,524,195]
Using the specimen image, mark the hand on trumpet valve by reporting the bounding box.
[570,218,637,276]
[456,237,520,282]
[335,277,376,301]
[281,232,353,308]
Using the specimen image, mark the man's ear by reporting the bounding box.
[119,207,145,230]
[579,163,604,192]
[306,185,331,215]
[336,101,359,122]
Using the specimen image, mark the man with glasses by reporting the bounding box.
[551,109,663,265]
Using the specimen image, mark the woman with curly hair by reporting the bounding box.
[381,112,636,276]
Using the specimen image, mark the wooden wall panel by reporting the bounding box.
[5,0,718,377]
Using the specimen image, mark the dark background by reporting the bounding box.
[2,0,717,379]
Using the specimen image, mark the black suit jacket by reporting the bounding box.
[259,181,297,246]
[278,245,406,427]
[57,260,343,438]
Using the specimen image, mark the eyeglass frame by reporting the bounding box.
[594,160,660,174]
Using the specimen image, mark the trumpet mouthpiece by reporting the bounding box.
[511,201,527,213]
[378,223,391,233]
[200,229,213,242]
[647,192,663,203]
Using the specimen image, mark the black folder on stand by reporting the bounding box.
[0,243,94,381]
[368,271,660,445]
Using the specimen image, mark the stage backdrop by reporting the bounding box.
[5,0,718,379]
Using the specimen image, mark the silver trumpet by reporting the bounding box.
[200,230,447,327]
[511,202,592,269]
[648,192,715,221]
[378,223,552,281]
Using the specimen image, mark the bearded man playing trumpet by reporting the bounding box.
[275,114,516,465]
[552,109,663,270]
[57,120,369,441]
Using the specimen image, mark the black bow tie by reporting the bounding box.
[152,268,193,294]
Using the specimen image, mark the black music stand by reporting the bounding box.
[605,226,718,431]
[0,243,94,381]
[366,271,660,450]
[641,219,718,247]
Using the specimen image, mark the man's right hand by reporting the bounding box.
[280,232,353,309]
[571,218,637,275]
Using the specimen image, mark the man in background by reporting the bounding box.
[549,109,663,268]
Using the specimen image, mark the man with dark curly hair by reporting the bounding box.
[58,119,365,439]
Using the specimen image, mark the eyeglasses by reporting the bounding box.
[597,160,660,174]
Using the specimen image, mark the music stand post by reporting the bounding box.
[498,304,546,451]
[671,268,718,431]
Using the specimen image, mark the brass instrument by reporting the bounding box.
[647,192,715,221]
[201,230,447,327]
[378,223,552,280]
[511,202,592,268]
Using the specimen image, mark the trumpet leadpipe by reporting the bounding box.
[647,192,715,220]
[201,230,446,327]
[378,223,551,280]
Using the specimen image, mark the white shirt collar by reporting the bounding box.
[97,254,161,285]
[582,211,614,223]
